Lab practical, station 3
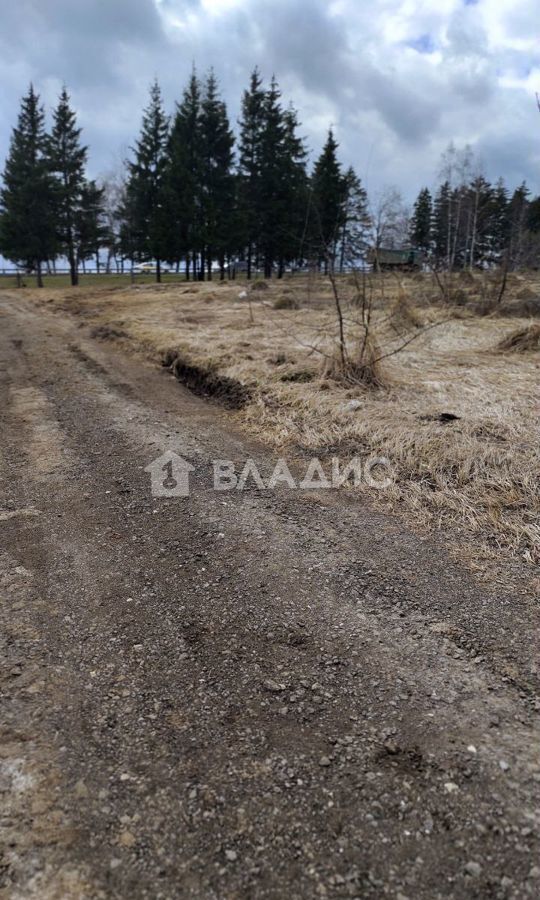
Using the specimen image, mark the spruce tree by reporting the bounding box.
[48,87,88,285]
[527,196,540,234]
[339,167,370,269]
[490,178,510,262]
[465,175,494,269]
[410,187,432,254]
[0,86,57,286]
[76,180,107,272]
[508,182,530,269]
[309,129,346,273]
[164,70,202,279]
[123,80,169,281]
[273,103,308,277]
[258,76,288,277]
[238,68,266,278]
[199,71,235,280]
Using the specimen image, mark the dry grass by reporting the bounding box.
[320,332,385,388]
[26,271,540,563]
[497,323,540,352]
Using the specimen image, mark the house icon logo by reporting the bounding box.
[145,450,195,497]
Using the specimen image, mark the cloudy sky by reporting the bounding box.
[0,0,539,202]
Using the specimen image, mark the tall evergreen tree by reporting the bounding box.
[309,129,346,272]
[507,182,530,269]
[257,76,288,278]
[272,102,308,277]
[199,71,235,280]
[410,187,432,254]
[48,87,88,285]
[123,80,169,282]
[254,77,308,278]
[339,167,370,270]
[464,175,494,269]
[0,86,57,286]
[163,70,202,279]
[76,180,107,272]
[489,178,510,262]
[237,68,266,278]
[527,196,540,234]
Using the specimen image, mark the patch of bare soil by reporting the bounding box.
[169,353,252,408]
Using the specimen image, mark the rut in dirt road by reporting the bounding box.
[0,294,539,900]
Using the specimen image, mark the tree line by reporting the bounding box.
[0,73,369,285]
[1,76,539,285]
[410,144,540,271]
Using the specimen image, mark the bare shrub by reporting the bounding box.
[316,269,445,389]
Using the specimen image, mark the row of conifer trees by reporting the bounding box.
[0,71,370,284]
[1,71,539,285]
[118,69,370,281]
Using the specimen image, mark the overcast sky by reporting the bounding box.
[1,0,539,202]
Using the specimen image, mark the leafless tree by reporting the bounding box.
[97,166,127,273]
[369,187,410,253]
[438,142,474,270]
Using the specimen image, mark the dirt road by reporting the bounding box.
[0,293,538,899]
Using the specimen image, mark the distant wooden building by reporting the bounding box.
[367,248,424,272]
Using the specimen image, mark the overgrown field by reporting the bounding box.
[23,271,540,565]
[0,272,188,290]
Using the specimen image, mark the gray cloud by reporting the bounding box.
[0,0,538,201]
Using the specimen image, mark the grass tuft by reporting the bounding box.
[497,323,540,352]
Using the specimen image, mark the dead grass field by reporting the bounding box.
[22,271,540,566]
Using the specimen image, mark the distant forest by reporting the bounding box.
[1,70,539,285]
